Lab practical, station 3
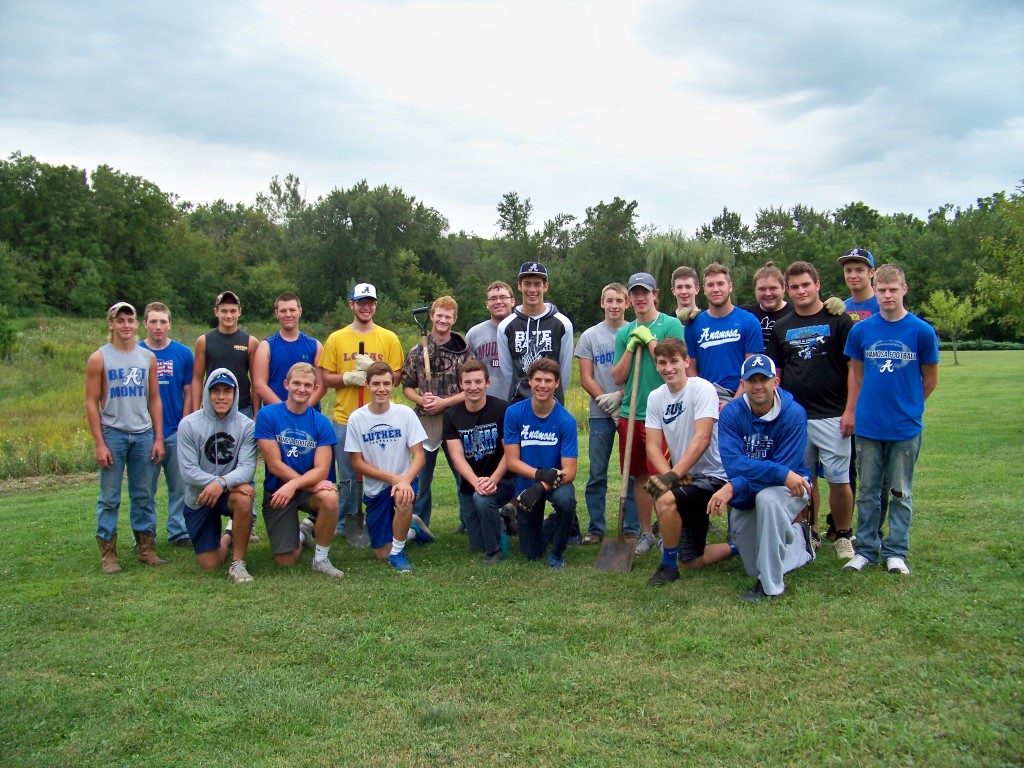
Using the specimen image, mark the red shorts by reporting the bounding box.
[616,417,667,478]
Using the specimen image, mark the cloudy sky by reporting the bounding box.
[2,0,1022,238]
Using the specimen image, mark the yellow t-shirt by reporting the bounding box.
[320,325,404,424]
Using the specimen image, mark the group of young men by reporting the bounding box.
[87,247,939,599]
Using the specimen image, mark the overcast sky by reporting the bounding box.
[2,0,1022,238]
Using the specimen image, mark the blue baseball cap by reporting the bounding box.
[518,262,548,280]
[208,372,237,388]
[838,248,875,268]
[740,354,777,380]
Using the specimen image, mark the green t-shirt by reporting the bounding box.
[614,312,685,419]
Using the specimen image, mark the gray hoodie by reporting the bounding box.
[176,367,257,508]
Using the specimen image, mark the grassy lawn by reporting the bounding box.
[0,321,1021,766]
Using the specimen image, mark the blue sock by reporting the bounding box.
[661,546,679,568]
[728,542,739,557]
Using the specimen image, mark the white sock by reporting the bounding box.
[313,544,330,563]
[390,537,407,556]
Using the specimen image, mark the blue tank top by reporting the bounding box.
[266,332,320,403]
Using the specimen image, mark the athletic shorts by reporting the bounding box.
[184,495,232,555]
[617,418,667,478]
[364,480,419,550]
[262,489,315,555]
[804,417,851,483]
[669,475,727,562]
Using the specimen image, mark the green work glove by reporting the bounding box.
[675,306,701,325]
[823,297,846,316]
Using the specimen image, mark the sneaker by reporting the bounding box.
[450,524,467,535]
[388,551,413,573]
[409,514,435,543]
[886,556,911,575]
[834,536,855,561]
[566,534,583,547]
[482,552,503,566]
[740,581,777,601]
[648,563,680,586]
[228,560,253,584]
[170,536,192,548]
[299,518,315,549]
[581,533,603,545]
[312,558,345,578]
[249,533,261,544]
[547,554,565,570]
[843,554,871,572]
[634,532,657,555]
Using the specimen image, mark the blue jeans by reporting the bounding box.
[151,432,188,541]
[518,482,576,561]
[585,417,639,536]
[412,444,459,528]
[461,478,515,555]
[332,421,358,535]
[95,427,157,541]
[854,434,922,562]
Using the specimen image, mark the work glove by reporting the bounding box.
[643,471,693,499]
[626,325,655,352]
[516,482,545,512]
[342,369,367,387]
[353,353,373,372]
[823,297,846,316]
[534,468,565,488]
[595,391,624,416]
[676,306,701,325]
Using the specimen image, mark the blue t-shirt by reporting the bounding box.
[140,339,194,437]
[845,312,940,441]
[254,402,337,491]
[684,307,764,392]
[503,399,578,495]
[844,295,880,323]
[266,331,320,407]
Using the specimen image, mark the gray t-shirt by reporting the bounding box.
[466,319,509,401]
[575,321,621,420]
[99,343,154,433]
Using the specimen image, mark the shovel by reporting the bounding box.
[594,346,644,573]
[345,340,371,547]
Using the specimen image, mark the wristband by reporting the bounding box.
[217,477,228,490]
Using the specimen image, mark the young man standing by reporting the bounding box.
[192,291,259,418]
[501,359,579,569]
[401,296,470,532]
[740,262,792,351]
[140,301,194,547]
[319,283,404,536]
[253,292,325,409]
[465,280,515,400]
[611,272,685,554]
[575,282,632,544]
[767,262,857,560]
[177,369,258,583]
[497,262,574,404]
[671,266,702,325]
[843,264,939,575]
[346,362,428,573]
[85,301,166,574]
[714,355,815,601]
[255,363,344,578]
[839,248,880,321]
[644,338,735,586]
[443,359,513,565]
[685,263,764,397]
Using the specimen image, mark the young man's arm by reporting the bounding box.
[841,360,860,437]
[247,335,261,416]
[85,351,112,468]
[146,352,165,461]
[191,334,206,412]
[921,363,939,401]
[251,339,280,405]
[310,341,327,406]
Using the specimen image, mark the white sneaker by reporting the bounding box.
[299,517,315,549]
[634,532,657,555]
[833,537,855,561]
[312,558,345,578]
[843,554,871,572]
[228,560,253,583]
[886,556,911,575]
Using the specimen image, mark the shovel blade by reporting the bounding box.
[344,511,371,548]
[594,534,635,573]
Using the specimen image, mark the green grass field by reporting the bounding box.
[0,320,1021,766]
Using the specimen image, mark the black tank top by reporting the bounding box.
[204,329,253,410]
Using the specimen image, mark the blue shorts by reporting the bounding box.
[184,495,232,555]
[364,480,418,549]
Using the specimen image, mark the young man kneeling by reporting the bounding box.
[644,338,736,586]
[255,363,344,577]
[346,362,427,573]
[177,369,258,583]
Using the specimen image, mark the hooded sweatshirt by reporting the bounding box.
[496,303,574,403]
[176,367,257,508]
[717,387,809,511]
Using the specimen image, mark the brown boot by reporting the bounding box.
[97,535,122,574]
[134,532,170,566]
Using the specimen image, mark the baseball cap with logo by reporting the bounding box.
[351,283,378,301]
[837,248,875,268]
[208,371,237,389]
[107,301,136,319]
[215,290,241,307]
[627,272,658,292]
[740,354,777,380]
[518,262,548,280]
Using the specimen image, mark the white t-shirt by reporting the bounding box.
[345,403,428,497]
[645,377,727,481]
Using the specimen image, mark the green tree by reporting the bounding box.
[976,187,1024,339]
[919,290,984,365]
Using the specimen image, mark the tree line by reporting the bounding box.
[1,151,1021,341]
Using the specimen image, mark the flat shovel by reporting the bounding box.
[345,340,371,547]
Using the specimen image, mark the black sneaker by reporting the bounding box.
[740,581,778,601]
[647,563,680,586]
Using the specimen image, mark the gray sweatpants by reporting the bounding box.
[729,486,811,596]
